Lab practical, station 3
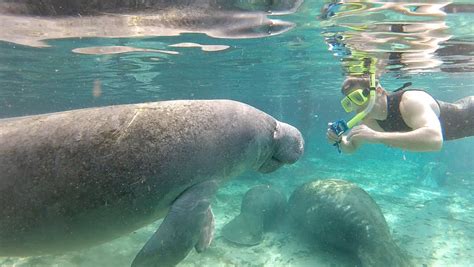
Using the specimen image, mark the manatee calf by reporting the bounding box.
[222,184,287,246]
[288,179,411,267]
[0,100,304,267]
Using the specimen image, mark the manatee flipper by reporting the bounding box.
[195,207,215,253]
[131,180,219,267]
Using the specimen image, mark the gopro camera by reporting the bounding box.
[330,119,349,136]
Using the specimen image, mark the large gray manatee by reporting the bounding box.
[288,179,411,267]
[0,100,304,266]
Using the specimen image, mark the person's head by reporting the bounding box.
[340,76,384,113]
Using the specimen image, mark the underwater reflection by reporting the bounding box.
[0,0,303,47]
[72,46,180,55]
[320,1,474,75]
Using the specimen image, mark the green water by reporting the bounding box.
[0,0,473,266]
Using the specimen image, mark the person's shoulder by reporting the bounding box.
[401,90,434,106]
[402,89,432,98]
[400,90,439,117]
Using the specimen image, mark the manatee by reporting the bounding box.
[0,100,304,267]
[222,184,287,246]
[288,179,411,267]
[0,0,301,47]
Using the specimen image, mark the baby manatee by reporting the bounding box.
[222,184,287,246]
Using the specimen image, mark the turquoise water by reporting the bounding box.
[0,0,473,266]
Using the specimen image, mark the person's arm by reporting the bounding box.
[347,95,443,152]
[373,128,442,151]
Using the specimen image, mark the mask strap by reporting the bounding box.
[369,73,376,91]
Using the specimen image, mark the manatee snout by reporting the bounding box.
[274,121,304,164]
[258,121,304,173]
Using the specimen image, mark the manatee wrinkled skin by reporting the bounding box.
[0,100,304,267]
[222,184,287,246]
[288,179,411,267]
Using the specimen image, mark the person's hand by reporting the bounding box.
[346,125,380,144]
[326,123,342,144]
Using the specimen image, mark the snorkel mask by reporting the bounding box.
[330,73,377,152]
[344,73,376,128]
[341,88,369,112]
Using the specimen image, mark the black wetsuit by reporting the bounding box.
[375,90,474,141]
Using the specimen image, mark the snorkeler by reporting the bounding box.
[327,76,474,153]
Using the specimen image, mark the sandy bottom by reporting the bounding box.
[1,157,473,267]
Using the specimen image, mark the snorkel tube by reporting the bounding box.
[330,72,377,153]
[346,73,376,128]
